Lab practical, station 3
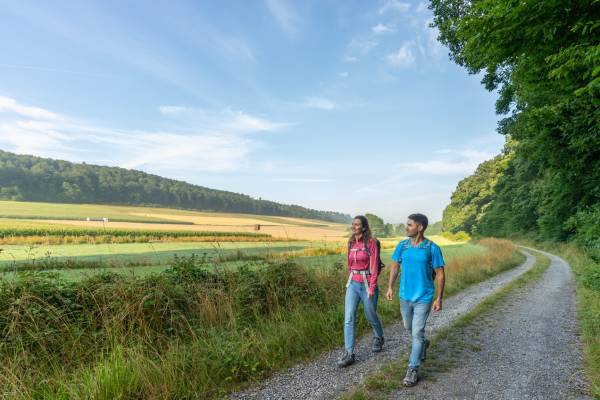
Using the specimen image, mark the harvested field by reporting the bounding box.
[38,219,350,241]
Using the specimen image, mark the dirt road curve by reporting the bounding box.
[387,247,590,400]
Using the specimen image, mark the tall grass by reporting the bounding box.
[551,244,600,397]
[0,238,522,399]
[444,238,525,296]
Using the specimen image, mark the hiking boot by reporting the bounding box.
[336,351,355,368]
[421,339,430,361]
[372,336,385,353]
[402,367,419,387]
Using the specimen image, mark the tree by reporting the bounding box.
[365,213,389,237]
[432,0,600,241]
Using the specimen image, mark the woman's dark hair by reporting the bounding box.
[349,215,372,244]
[408,213,428,230]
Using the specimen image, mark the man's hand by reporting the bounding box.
[386,288,393,301]
[432,298,442,311]
[368,288,375,298]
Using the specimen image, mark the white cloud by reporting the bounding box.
[158,105,286,133]
[264,0,299,36]
[273,178,335,183]
[0,96,61,120]
[372,23,396,34]
[303,97,336,111]
[386,42,417,68]
[158,105,187,115]
[349,38,379,54]
[338,71,349,78]
[0,96,287,173]
[395,147,497,175]
[379,0,411,14]
[343,56,359,63]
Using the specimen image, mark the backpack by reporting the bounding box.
[348,237,386,274]
[400,238,437,280]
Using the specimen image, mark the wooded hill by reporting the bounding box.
[0,150,351,223]
[434,0,599,252]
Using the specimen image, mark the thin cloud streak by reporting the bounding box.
[264,0,299,36]
[272,178,335,183]
[303,97,336,111]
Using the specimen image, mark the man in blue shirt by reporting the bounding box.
[386,213,445,387]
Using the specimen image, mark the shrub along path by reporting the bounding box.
[231,251,539,400]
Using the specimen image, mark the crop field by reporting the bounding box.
[0,200,473,283]
[0,200,350,241]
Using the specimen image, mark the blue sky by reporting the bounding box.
[0,0,504,223]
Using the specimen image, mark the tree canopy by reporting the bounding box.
[434,0,600,247]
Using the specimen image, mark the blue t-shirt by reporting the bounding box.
[391,238,445,303]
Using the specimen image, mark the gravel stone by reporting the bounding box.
[231,251,542,400]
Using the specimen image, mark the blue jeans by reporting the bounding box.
[344,280,384,353]
[400,299,432,369]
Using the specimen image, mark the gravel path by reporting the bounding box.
[231,251,538,400]
[387,247,590,400]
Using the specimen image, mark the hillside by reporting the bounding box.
[0,150,351,223]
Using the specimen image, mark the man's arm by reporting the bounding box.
[432,268,445,311]
[386,261,400,301]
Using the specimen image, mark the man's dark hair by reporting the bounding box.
[408,213,428,230]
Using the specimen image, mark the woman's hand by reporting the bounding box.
[368,288,375,298]
[386,288,393,301]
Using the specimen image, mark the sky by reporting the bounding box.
[0,0,505,223]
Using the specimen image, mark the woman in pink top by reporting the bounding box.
[337,215,385,367]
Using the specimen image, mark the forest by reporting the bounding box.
[0,150,351,223]
[435,0,599,253]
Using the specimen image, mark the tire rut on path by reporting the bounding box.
[231,252,537,400]
[386,247,590,400]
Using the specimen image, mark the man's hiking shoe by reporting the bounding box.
[402,368,419,387]
[421,339,430,361]
[337,351,355,368]
[372,336,385,353]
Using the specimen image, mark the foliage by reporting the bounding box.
[440,230,470,242]
[443,154,509,234]
[427,221,443,235]
[433,0,600,242]
[0,150,351,223]
[365,213,387,237]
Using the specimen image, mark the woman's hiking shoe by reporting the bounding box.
[337,351,355,368]
[372,336,385,352]
[402,368,419,387]
[421,339,430,361]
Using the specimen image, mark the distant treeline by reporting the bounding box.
[0,150,351,223]
[434,1,599,251]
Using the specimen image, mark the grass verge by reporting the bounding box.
[544,244,600,398]
[342,250,550,400]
